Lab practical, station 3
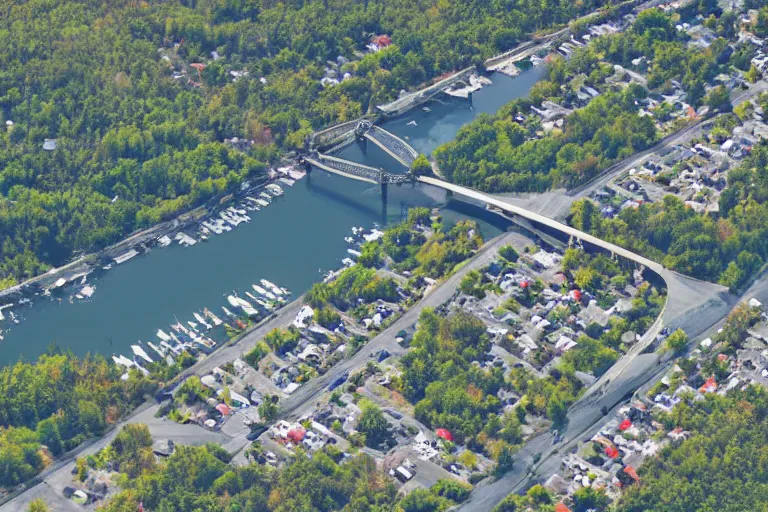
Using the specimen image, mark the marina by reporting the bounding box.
[0,63,544,365]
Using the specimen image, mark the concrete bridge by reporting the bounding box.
[417,176,733,333]
[410,181,733,512]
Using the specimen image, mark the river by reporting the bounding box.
[0,65,546,365]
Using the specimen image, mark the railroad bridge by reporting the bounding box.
[304,119,419,187]
[303,152,412,186]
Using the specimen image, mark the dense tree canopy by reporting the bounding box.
[0,0,618,286]
[0,350,155,486]
[570,140,768,291]
[617,386,768,512]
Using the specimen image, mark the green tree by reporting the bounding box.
[27,499,49,512]
[706,85,732,112]
[258,395,279,422]
[664,329,688,354]
[410,154,432,176]
[356,399,390,447]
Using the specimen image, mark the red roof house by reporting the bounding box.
[372,35,392,48]
[699,375,717,393]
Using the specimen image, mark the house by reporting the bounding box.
[699,375,718,393]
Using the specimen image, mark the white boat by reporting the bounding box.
[160,341,181,355]
[133,362,150,376]
[194,312,212,330]
[260,279,284,296]
[147,341,166,358]
[187,321,199,332]
[157,235,172,247]
[255,198,269,207]
[407,120,417,126]
[157,329,172,342]
[131,345,153,364]
[279,177,295,186]
[259,192,271,201]
[348,248,361,258]
[171,322,190,336]
[204,308,223,326]
[165,355,176,366]
[222,306,236,318]
[344,236,355,244]
[112,355,134,368]
[423,106,431,112]
[174,232,197,246]
[252,284,276,300]
[227,295,259,316]
[245,291,261,304]
[266,184,284,196]
[253,297,274,311]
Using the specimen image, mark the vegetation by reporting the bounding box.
[559,248,665,376]
[436,85,656,193]
[617,386,768,512]
[0,350,156,486]
[434,6,737,194]
[398,309,525,468]
[0,0,617,287]
[569,140,768,291]
[98,426,468,512]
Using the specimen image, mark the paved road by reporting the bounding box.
[498,80,768,221]
[279,229,536,420]
[2,406,229,512]
[0,228,535,512]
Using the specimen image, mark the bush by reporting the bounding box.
[244,341,270,367]
[498,245,519,262]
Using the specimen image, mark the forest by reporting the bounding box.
[569,139,768,291]
[617,386,768,512]
[93,423,469,512]
[434,7,728,193]
[0,350,156,487]
[0,0,616,288]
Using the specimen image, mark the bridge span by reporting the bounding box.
[304,152,413,186]
[417,176,732,331]
[363,126,419,168]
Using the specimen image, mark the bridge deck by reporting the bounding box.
[305,157,380,185]
[307,153,412,185]
[364,127,419,168]
[418,176,664,273]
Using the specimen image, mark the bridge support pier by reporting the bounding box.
[381,182,389,223]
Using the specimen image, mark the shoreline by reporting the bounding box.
[0,169,289,303]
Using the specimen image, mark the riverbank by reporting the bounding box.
[0,169,277,303]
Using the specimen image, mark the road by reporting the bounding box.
[1,226,537,512]
[7,72,764,512]
[278,229,537,419]
[458,269,768,512]
[498,79,768,221]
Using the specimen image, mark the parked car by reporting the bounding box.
[328,370,349,391]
